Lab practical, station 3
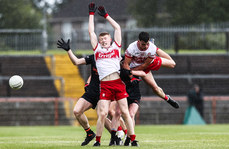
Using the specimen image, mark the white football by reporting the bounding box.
[116,130,125,140]
[9,75,24,90]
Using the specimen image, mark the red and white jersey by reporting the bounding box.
[94,41,122,80]
[125,41,157,68]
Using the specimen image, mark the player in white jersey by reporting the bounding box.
[123,31,180,109]
[88,3,138,146]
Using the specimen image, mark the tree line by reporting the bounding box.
[1,0,229,29]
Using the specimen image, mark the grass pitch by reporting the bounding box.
[0,125,228,149]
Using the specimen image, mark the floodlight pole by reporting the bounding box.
[42,2,48,54]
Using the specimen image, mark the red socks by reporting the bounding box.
[124,129,127,135]
[130,134,136,141]
[117,126,122,131]
[96,136,101,142]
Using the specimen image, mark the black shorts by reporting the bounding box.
[126,81,141,105]
[81,92,99,109]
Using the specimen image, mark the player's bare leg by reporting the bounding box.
[107,101,118,146]
[117,98,138,146]
[129,103,139,127]
[112,105,127,145]
[157,49,176,68]
[104,117,112,133]
[124,103,139,146]
[73,98,95,146]
[118,116,127,139]
[108,101,116,119]
[108,101,127,132]
[142,71,179,109]
[109,103,123,146]
[94,100,111,146]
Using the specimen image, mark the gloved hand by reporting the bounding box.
[84,83,89,92]
[88,2,97,15]
[98,6,109,18]
[120,68,132,83]
[57,38,70,51]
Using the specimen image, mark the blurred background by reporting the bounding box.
[0,0,229,126]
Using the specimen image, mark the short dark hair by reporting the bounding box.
[99,32,110,37]
[138,32,149,42]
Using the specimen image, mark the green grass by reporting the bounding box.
[0,125,229,149]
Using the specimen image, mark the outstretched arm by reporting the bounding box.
[67,50,86,65]
[98,6,121,46]
[88,2,98,49]
[106,16,121,46]
[57,38,86,65]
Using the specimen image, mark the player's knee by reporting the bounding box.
[121,110,130,119]
[73,109,82,117]
[115,109,122,116]
[99,111,108,119]
[108,109,115,117]
[129,112,135,119]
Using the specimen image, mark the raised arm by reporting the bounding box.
[57,38,86,65]
[88,2,98,49]
[98,6,121,46]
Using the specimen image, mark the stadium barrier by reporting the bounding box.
[0,96,229,126]
[140,96,229,124]
[0,76,64,97]
[0,97,75,126]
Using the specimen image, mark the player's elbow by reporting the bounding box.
[72,60,82,66]
[114,25,121,32]
[116,25,121,31]
[74,62,80,66]
[88,29,92,35]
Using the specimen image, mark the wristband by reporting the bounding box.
[104,13,109,18]
[89,12,95,15]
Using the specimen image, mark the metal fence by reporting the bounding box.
[0,29,43,51]
[1,22,229,54]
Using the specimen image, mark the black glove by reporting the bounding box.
[57,38,70,51]
[98,6,109,18]
[88,2,97,15]
[84,83,89,92]
[120,68,132,83]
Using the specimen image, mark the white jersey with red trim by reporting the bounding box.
[94,42,122,80]
[125,41,157,68]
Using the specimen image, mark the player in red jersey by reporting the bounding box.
[88,2,139,146]
[57,39,112,146]
[123,32,180,109]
